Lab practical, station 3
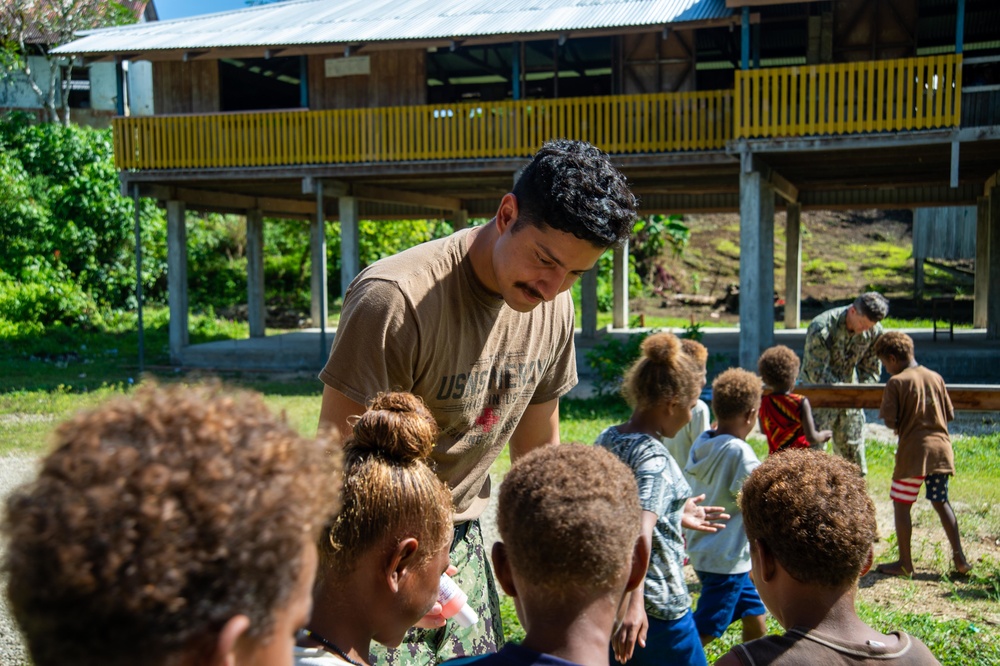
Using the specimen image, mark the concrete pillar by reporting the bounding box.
[246,208,265,338]
[339,196,360,299]
[974,195,990,328]
[612,240,629,329]
[166,200,188,364]
[988,187,1000,340]
[311,185,328,327]
[739,169,776,369]
[784,203,802,329]
[581,265,598,338]
[449,209,469,231]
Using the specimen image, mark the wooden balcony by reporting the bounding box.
[113,91,733,170]
[113,55,969,171]
[735,55,963,138]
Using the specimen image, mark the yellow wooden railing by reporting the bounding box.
[113,55,965,169]
[113,91,732,169]
[735,54,962,138]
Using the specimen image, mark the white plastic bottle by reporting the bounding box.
[437,574,479,628]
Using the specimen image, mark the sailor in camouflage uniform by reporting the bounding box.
[799,293,889,475]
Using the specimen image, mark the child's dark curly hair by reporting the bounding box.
[680,338,709,370]
[512,139,638,247]
[2,382,342,666]
[873,331,915,363]
[497,444,641,599]
[757,345,801,391]
[621,332,702,412]
[712,368,763,421]
[322,392,453,578]
[740,449,876,588]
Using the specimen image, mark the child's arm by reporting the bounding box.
[942,381,955,424]
[800,397,832,448]
[879,377,900,433]
[612,511,655,664]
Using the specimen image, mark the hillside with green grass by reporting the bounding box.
[628,209,975,329]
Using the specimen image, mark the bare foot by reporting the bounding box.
[876,561,912,577]
[954,554,973,575]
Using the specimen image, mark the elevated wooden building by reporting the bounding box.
[55,0,1000,369]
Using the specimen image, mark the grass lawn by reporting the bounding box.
[1,320,997,665]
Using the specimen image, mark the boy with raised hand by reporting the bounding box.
[685,368,767,646]
[446,444,649,666]
[716,450,941,665]
[872,331,972,577]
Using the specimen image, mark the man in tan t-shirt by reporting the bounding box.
[318,140,638,666]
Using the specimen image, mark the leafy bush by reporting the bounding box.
[585,330,654,397]
[0,268,102,337]
[186,213,250,308]
[0,114,167,310]
[324,218,454,298]
[0,150,51,277]
[631,214,689,281]
[0,113,108,181]
[584,320,708,396]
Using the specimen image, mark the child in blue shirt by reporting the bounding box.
[686,368,768,646]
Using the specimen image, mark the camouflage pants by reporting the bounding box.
[813,407,867,475]
[370,519,504,666]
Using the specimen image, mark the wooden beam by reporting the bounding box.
[797,384,1000,411]
[743,153,798,203]
[767,168,799,204]
[352,184,462,211]
[137,185,316,216]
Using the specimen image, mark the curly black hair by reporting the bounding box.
[512,139,638,247]
[757,345,801,392]
[497,444,641,599]
[3,382,342,666]
[741,449,876,588]
[873,331,915,363]
[712,368,763,421]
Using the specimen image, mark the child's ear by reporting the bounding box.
[860,546,875,577]
[626,534,651,593]
[753,539,777,583]
[203,615,251,666]
[491,542,518,597]
[386,537,420,593]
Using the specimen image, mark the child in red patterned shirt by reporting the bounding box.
[757,345,832,455]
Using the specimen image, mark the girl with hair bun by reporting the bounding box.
[297,392,455,666]
[596,332,729,666]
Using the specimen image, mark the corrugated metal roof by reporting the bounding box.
[53,0,731,56]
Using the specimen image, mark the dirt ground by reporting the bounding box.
[633,209,976,324]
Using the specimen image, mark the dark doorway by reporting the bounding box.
[219,56,303,111]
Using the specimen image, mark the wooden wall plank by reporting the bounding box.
[309,49,426,110]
